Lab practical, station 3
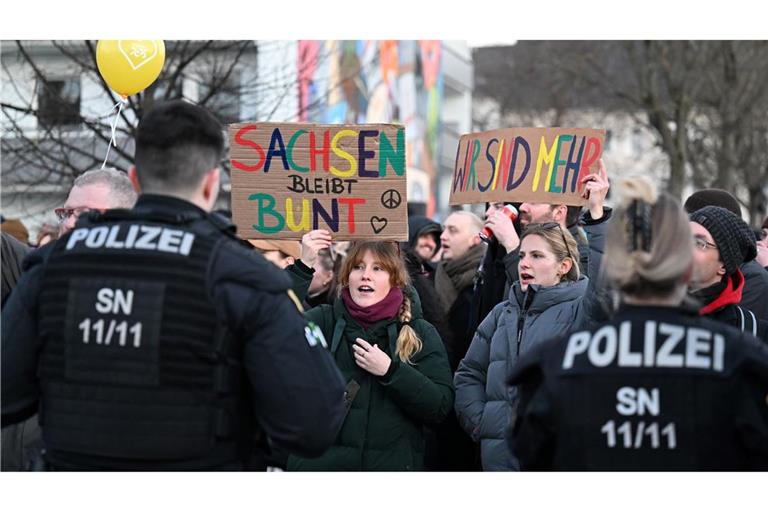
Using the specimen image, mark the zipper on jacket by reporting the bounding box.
[516,289,536,356]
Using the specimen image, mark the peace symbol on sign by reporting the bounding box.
[381,189,402,210]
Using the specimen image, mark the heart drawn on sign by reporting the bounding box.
[118,40,160,71]
[370,216,388,234]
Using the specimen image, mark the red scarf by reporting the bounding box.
[341,287,403,329]
[699,270,744,315]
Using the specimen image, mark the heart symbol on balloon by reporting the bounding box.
[370,217,388,234]
[118,40,159,71]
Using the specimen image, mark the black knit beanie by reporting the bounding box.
[684,188,741,216]
[689,206,757,274]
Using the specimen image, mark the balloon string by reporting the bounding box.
[101,99,126,170]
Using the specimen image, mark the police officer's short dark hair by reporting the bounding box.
[134,100,224,195]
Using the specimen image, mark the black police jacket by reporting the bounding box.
[1,194,345,470]
[508,304,768,470]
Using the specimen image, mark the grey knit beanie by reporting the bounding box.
[689,206,757,275]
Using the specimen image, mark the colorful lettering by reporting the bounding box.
[309,130,330,172]
[563,136,586,193]
[232,125,265,172]
[248,193,284,234]
[358,130,379,178]
[379,129,405,176]
[479,138,498,192]
[577,137,602,185]
[547,135,572,193]
[286,130,309,172]
[313,198,339,232]
[330,129,358,178]
[496,138,512,191]
[338,197,366,234]
[533,136,559,192]
[507,136,532,191]
[265,128,289,172]
[452,139,468,193]
[285,198,310,232]
[467,139,481,191]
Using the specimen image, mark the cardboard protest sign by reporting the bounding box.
[229,123,408,241]
[449,127,605,206]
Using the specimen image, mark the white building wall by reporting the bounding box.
[254,41,298,122]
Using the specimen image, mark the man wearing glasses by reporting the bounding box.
[55,168,138,235]
[683,188,768,324]
[1,168,137,471]
[689,205,767,341]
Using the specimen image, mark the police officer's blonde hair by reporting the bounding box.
[520,223,581,282]
[603,176,692,299]
[340,241,422,364]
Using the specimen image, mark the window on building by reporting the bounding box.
[37,77,81,128]
[153,78,184,101]
[200,72,241,125]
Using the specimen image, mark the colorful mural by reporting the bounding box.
[297,40,444,214]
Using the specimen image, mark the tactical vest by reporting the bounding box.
[537,310,758,470]
[36,207,254,467]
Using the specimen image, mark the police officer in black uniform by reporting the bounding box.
[1,100,346,470]
[507,176,768,470]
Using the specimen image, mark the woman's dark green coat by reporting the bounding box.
[287,288,454,471]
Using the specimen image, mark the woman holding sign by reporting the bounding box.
[454,169,611,471]
[507,177,768,470]
[287,241,454,471]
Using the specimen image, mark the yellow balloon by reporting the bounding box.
[96,40,165,97]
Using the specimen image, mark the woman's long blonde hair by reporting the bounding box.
[340,241,423,364]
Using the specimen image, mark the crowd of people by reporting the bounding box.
[1,100,767,471]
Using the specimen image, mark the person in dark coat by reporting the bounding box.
[400,215,453,358]
[0,232,40,471]
[402,215,476,471]
[688,206,768,341]
[436,211,487,371]
[407,214,442,277]
[2,169,138,471]
[466,202,521,341]
[1,101,346,470]
[509,176,768,470]
[1,232,30,309]
[684,188,768,322]
[288,241,454,471]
